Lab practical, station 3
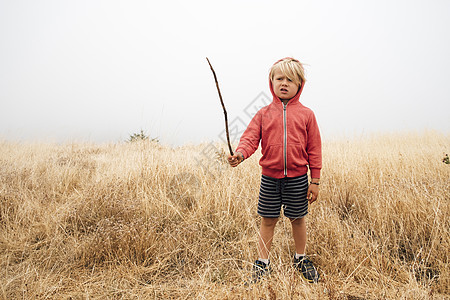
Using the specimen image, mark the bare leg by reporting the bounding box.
[290,217,306,254]
[257,217,279,259]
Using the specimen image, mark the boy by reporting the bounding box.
[227,57,321,283]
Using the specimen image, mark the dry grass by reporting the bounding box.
[0,131,449,299]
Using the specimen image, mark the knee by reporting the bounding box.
[290,217,305,227]
[261,217,279,228]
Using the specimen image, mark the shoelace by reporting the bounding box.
[300,258,316,274]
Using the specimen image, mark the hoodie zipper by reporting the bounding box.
[283,102,287,177]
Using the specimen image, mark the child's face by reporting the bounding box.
[272,68,300,100]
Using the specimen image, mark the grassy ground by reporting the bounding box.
[0,131,449,299]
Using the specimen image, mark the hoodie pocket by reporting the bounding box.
[259,144,284,169]
[287,143,308,169]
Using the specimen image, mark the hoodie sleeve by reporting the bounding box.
[306,111,322,178]
[235,111,262,159]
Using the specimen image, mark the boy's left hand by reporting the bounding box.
[307,183,319,204]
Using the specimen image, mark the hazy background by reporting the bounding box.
[1,0,449,146]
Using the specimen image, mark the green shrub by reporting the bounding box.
[443,153,449,164]
[128,129,159,143]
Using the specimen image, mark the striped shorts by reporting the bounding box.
[257,174,309,219]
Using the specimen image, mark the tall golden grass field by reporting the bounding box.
[0,131,449,299]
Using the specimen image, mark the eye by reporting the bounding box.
[288,78,292,82]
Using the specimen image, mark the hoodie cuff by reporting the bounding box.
[310,168,321,179]
[235,148,248,159]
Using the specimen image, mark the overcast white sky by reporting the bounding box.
[1,0,449,146]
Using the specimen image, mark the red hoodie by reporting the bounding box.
[235,75,322,179]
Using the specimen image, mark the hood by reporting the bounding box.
[269,57,305,106]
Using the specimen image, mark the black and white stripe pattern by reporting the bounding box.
[257,174,309,219]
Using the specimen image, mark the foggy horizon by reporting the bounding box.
[1,0,449,146]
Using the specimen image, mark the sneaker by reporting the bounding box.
[251,259,270,283]
[294,256,319,283]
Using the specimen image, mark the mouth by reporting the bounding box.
[280,88,288,93]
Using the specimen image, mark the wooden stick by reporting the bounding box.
[206,57,234,156]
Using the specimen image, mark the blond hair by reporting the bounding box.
[269,57,306,87]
